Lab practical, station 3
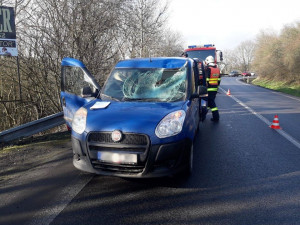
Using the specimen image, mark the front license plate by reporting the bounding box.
[97,151,137,164]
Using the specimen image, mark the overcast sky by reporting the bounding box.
[168,0,300,51]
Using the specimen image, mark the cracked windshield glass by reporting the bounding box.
[101,66,187,102]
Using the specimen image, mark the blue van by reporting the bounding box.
[61,57,206,178]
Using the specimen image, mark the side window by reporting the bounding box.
[63,66,94,95]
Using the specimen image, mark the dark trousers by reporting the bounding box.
[208,91,219,120]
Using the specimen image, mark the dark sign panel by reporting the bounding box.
[0,6,17,56]
[0,39,16,47]
[0,6,16,39]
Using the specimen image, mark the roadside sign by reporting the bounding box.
[0,6,18,56]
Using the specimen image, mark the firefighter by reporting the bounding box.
[204,55,220,122]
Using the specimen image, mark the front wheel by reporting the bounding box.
[187,143,194,175]
[182,143,194,176]
[199,105,207,122]
[175,142,194,179]
[176,142,194,178]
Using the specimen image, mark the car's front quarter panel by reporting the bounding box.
[181,100,199,141]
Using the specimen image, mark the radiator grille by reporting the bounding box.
[87,131,150,174]
[88,132,148,145]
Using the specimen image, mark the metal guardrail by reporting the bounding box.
[240,76,257,84]
[0,112,65,144]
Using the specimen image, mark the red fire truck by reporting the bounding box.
[184,44,223,64]
[184,44,223,83]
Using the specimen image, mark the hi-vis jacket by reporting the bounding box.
[206,67,221,92]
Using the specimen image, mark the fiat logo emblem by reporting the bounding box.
[111,130,122,142]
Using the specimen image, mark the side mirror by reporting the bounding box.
[198,86,208,97]
[81,86,99,98]
[216,50,223,62]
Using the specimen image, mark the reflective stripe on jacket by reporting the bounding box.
[211,107,218,112]
[207,87,218,92]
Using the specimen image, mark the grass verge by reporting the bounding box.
[252,78,300,97]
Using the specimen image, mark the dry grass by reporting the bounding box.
[252,78,300,97]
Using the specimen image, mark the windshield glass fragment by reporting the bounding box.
[101,66,187,102]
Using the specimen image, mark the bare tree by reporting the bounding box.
[253,24,300,83]
[236,40,256,72]
[116,0,169,58]
[222,49,241,73]
[223,40,256,73]
[153,28,184,57]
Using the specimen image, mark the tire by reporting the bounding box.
[199,106,207,122]
[182,142,194,176]
[187,143,194,175]
[175,142,194,178]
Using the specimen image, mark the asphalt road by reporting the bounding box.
[1,77,300,225]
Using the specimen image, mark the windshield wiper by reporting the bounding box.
[100,93,120,101]
[122,97,165,102]
[122,97,145,101]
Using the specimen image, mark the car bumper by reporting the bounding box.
[71,135,192,178]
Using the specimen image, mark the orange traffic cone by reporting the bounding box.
[226,89,231,96]
[270,115,281,129]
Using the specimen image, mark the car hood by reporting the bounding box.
[84,100,185,134]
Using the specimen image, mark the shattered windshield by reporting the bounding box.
[101,65,187,102]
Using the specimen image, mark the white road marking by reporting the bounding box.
[219,86,300,150]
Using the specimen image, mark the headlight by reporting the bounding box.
[72,107,87,134]
[155,110,186,138]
